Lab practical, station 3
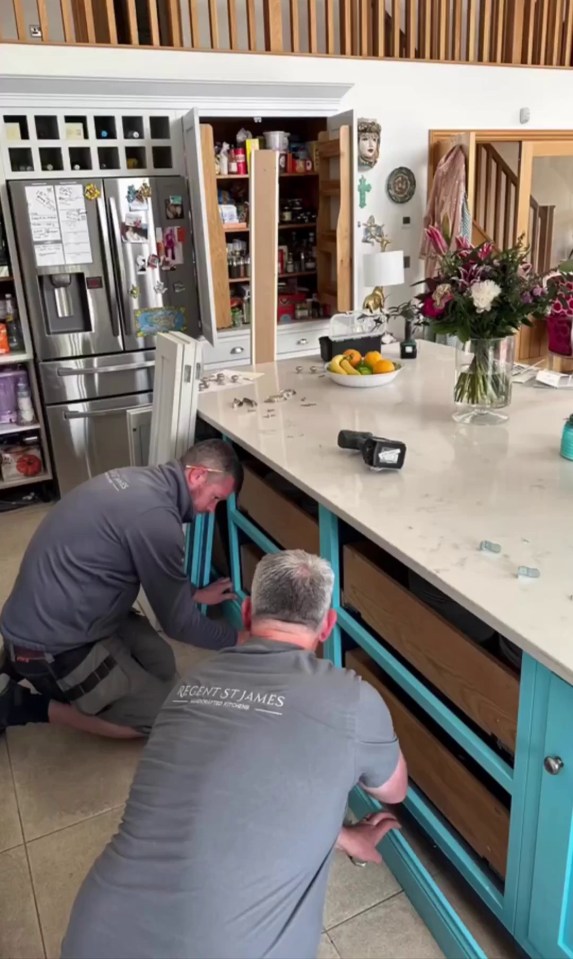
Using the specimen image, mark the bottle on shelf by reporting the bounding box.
[0,322,8,355]
[285,252,295,274]
[228,148,238,175]
[16,373,35,425]
[5,295,24,353]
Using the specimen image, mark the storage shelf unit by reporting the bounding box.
[2,111,180,178]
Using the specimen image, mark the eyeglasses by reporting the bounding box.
[185,466,225,476]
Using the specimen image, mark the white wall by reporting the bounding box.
[3,44,573,319]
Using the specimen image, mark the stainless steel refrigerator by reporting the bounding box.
[9,176,201,493]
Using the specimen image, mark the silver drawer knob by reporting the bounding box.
[230,346,244,354]
[544,756,564,775]
[297,338,308,345]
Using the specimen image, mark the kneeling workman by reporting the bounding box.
[61,549,407,959]
[0,439,242,739]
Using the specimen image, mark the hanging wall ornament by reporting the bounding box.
[84,183,101,201]
[360,215,386,246]
[357,176,371,209]
[357,119,381,170]
[386,167,416,204]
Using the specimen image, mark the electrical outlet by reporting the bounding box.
[402,216,411,228]
[403,255,411,269]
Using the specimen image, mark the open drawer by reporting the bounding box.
[343,543,519,752]
[238,464,319,555]
[347,649,510,878]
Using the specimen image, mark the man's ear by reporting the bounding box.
[242,597,252,630]
[317,609,337,645]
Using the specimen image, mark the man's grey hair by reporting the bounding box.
[251,550,334,631]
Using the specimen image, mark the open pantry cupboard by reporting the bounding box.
[183,108,354,368]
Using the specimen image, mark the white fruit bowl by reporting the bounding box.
[325,363,403,388]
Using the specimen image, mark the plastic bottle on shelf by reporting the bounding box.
[5,295,24,353]
[228,148,238,175]
[0,323,8,354]
[16,374,35,425]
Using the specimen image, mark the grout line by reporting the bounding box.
[324,930,342,957]
[325,888,405,933]
[24,802,126,847]
[5,737,47,959]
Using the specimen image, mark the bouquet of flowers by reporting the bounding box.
[544,270,573,357]
[420,226,552,407]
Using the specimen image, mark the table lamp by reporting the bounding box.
[362,249,405,313]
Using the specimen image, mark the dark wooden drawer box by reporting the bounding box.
[238,465,319,555]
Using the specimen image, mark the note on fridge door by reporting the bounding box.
[25,184,61,243]
[55,183,93,265]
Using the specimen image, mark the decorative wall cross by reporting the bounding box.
[358,176,371,209]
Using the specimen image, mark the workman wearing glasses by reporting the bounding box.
[0,439,242,739]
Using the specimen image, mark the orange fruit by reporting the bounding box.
[372,359,395,374]
[343,348,362,368]
[363,350,382,369]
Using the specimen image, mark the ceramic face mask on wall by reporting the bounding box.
[357,119,381,170]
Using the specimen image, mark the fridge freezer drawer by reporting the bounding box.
[47,392,153,495]
[41,351,155,403]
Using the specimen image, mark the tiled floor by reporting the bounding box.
[0,505,520,959]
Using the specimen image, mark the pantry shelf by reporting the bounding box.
[0,353,32,365]
[217,174,249,180]
[0,276,14,283]
[229,276,250,284]
[280,172,318,178]
[0,471,52,491]
[223,224,249,233]
[0,421,41,436]
[278,271,318,279]
[278,223,317,230]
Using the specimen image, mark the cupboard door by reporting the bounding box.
[317,110,354,313]
[526,672,573,959]
[182,109,230,344]
[251,149,278,364]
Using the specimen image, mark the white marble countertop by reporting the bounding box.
[199,342,573,685]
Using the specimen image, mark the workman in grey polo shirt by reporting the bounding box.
[0,439,243,739]
[62,549,408,959]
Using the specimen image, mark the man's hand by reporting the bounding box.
[193,578,236,606]
[336,812,400,864]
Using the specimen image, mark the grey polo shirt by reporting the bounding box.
[0,460,236,654]
[61,638,400,959]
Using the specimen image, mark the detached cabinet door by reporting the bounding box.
[317,111,353,314]
[526,672,573,959]
[182,109,230,344]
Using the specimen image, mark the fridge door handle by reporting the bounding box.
[56,361,155,377]
[108,196,134,336]
[64,407,140,420]
[96,193,121,339]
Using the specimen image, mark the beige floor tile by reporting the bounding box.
[435,867,521,958]
[0,737,23,852]
[323,850,401,931]
[28,807,123,959]
[8,725,142,840]
[318,932,341,958]
[0,506,50,607]
[329,892,444,959]
[0,845,44,959]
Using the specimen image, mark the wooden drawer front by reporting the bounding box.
[347,650,510,878]
[239,466,319,554]
[343,545,519,752]
[240,543,263,593]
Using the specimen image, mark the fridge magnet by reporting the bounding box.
[357,176,371,209]
[166,195,183,219]
[163,226,183,265]
[360,215,386,246]
[153,280,167,295]
[121,213,148,243]
[176,226,186,243]
[135,306,186,338]
[386,167,416,204]
[173,282,186,294]
[84,183,101,201]
[147,253,160,269]
[129,284,139,298]
[136,255,147,274]
[357,119,381,170]
[136,182,152,202]
[160,256,177,272]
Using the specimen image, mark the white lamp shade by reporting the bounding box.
[362,250,405,287]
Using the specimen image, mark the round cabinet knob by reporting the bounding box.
[544,756,564,775]
[297,338,308,345]
[230,346,244,355]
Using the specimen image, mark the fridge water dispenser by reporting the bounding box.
[39,272,91,335]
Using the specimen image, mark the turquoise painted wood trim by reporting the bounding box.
[338,608,514,795]
[188,513,205,587]
[226,493,243,594]
[228,506,281,557]
[318,503,343,668]
[351,788,488,959]
[405,785,504,921]
[184,522,193,577]
[504,653,548,951]
[197,512,216,614]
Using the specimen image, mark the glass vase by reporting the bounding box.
[453,336,515,424]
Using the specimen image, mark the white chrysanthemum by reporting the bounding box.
[470,280,501,313]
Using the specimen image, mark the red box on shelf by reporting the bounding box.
[277,292,307,323]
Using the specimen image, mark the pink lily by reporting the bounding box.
[425,225,449,256]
